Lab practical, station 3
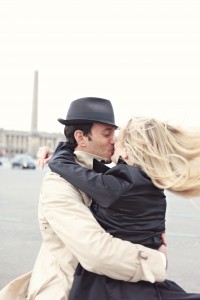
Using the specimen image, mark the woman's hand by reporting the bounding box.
[37,146,54,170]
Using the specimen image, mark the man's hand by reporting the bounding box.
[161,232,167,246]
[37,146,54,170]
[158,244,168,270]
[159,232,168,269]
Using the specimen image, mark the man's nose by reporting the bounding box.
[110,136,115,144]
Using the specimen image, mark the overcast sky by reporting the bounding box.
[0,0,200,133]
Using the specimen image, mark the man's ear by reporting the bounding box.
[74,130,85,146]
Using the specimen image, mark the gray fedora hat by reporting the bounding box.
[58,97,117,127]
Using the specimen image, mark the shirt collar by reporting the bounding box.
[74,150,106,169]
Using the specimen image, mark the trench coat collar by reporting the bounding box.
[74,150,106,170]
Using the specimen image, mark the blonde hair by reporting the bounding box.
[118,117,200,197]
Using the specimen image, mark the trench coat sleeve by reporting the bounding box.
[40,172,166,283]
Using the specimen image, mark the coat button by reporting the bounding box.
[139,251,148,260]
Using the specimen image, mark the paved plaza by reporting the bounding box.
[0,165,200,292]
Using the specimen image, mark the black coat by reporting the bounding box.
[49,142,200,300]
[49,143,166,250]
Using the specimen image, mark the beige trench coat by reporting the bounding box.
[0,151,166,300]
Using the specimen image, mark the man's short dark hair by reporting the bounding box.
[64,124,93,148]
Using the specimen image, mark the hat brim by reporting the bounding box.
[58,118,118,128]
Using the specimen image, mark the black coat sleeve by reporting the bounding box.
[48,142,131,208]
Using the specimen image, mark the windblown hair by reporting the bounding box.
[118,117,200,197]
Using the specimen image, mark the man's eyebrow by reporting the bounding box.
[103,126,115,130]
[102,128,115,132]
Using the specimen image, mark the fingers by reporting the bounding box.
[158,244,168,270]
[161,232,167,246]
[37,146,49,159]
[158,244,166,254]
[37,146,52,170]
[37,158,44,170]
[37,147,45,170]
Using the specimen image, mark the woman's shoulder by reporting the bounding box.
[109,160,154,187]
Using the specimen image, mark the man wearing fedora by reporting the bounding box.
[0,97,166,300]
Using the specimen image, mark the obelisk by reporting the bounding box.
[28,70,40,157]
[31,70,38,134]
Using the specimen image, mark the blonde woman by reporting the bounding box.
[47,117,200,300]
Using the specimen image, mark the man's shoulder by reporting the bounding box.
[40,171,91,205]
[42,171,74,188]
[40,171,79,196]
[43,170,62,179]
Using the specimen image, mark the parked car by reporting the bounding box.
[11,155,36,169]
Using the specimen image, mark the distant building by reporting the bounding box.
[0,71,64,158]
[0,128,63,158]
